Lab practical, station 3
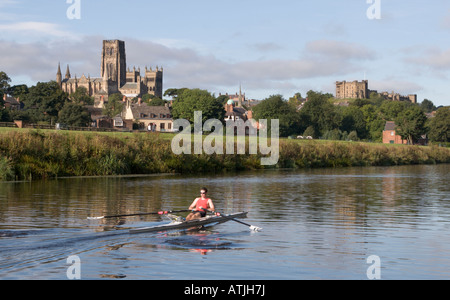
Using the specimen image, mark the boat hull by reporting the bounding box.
[129,212,248,234]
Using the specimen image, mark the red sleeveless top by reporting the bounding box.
[196,197,210,212]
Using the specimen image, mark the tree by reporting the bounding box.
[8,84,29,98]
[420,99,436,113]
[302,126,316,138]
[428,106,450,143]
[379,100,411,121]
[340,105,368,139]
[252,94,300,137]
[70,87,94,105]
[0,71,11,106]
[361,104,384,141]
[300,91,340,137]
[164,88,188,100]
[288,92,303,108]
[171,88,224,123]
[395,106,427,145]
[103,93,124,118]
[0,108,11,122]
[0,71,11,96]
[20,81,68,124]
[58,102,91,127]
[141,94,166,106]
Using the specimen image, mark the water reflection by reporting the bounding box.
[1,164,449,279]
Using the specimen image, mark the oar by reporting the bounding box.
[215,212,262,231]
[87,209,192,220]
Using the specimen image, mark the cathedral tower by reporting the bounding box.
[101,40,126,93]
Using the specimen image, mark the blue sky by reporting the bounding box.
[1,0,450,106]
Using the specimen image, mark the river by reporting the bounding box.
[0,164,449,280]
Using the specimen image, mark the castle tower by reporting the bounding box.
[101,40,126,93]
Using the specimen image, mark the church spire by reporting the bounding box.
[65,65,71,79]
[56,62,62,86]
[238,83,243,107]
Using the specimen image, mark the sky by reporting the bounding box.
[1,0,450,106]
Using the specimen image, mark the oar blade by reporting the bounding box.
[249,225,262,232]
[87,216,105,220]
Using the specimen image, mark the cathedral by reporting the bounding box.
[57,40,163,102]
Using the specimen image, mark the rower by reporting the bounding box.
[186,187,216,221]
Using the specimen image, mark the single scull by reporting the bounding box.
[129,212,249,234]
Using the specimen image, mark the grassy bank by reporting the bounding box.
[0,129,449,181]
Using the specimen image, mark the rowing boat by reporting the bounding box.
[129,212,248,234]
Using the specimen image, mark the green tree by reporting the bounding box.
[395,106,427,145]
[20,81,68,124]
[300,91,340,137]
[141,94,166,106]
[0,71,11,96]
[164,88,188,100]
[252,94,300,137]
[70,87,94,105]
[8,84,29,98]
[339,105,368,139]
[0,107,11,122]
[379,100,411,121]
[361,104,384,141]
[288,92,303,108]
[428,106,450,143]
[0,71,11,106]
[302,126,316,138]
[103,93,124,118]
[420,99,436,113]
[171,88,224,123]
[58,102,91,127]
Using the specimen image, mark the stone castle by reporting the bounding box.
[57,40,163,102]
[335,80,417,103]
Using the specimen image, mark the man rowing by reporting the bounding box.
[186,187,215,221]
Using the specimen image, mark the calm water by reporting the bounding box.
[0,164,449,280]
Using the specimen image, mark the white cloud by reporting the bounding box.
[403,46,450,81]
[0,21,73,39]
[369,78,423,96]
[304,40,376,61]
[0,36,377,98]
[440,9,450,30]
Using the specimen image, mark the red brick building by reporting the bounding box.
[382,121,407,144]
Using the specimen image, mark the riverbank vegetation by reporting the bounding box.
[0,129,448,181]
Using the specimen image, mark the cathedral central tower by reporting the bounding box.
[101,40,126,93]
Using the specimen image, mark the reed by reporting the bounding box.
[0,130,448,181]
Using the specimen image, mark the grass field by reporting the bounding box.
[0,127,449,181]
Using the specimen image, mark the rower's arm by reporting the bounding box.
[188,198,198,210]
[208,199,215,212]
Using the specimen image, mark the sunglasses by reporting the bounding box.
[200,192,206,194]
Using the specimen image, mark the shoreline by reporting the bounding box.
[1,129,449,181]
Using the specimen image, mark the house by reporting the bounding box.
[2,94,23,110]
[122,99,173,132]
[224,99,251,122]
[382,121,407,144]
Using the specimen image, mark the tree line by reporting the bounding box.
[0,71,166,127]
[254,90,448,144]
[167,87,448,144]
[1,71,449,144]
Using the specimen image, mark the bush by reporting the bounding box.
[0,130,449,181]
